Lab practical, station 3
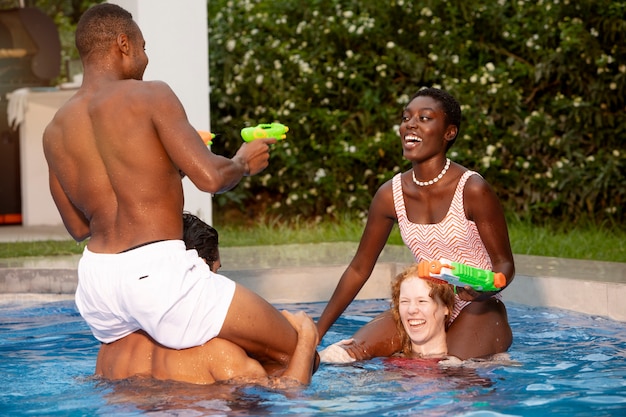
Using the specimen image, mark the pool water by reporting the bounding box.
[1,298,625,416]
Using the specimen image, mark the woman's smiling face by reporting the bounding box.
[399,95,452,161]
[398,277,450,354]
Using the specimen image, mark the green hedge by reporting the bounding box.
[207,0,625,225]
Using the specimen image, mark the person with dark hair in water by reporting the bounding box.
[182,212,221,272]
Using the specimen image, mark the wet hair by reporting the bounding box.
[390,263,456,355]
[75,3,136,58]
[182,213,220,270]
[411,88,462,150]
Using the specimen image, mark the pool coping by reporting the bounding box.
[1,242,625,322]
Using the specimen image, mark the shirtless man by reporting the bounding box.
[43,3,297,369]
[96,310,319,387]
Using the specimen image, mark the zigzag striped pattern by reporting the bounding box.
[392,170,500,322]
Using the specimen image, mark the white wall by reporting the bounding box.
[110,0,213,224]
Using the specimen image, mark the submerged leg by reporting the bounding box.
[446,298,512,360]
[218,283,299,368]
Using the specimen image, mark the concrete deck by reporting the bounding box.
[1,225,625,321]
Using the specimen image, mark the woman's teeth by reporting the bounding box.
[405,135,422,143]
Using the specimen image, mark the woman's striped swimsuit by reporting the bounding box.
[392,170,500,323]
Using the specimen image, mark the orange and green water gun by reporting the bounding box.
[197,130,215,146]
[198,123,288,146]
[417,258,506,292]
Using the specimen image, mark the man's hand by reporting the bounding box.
[281,310,319,346]
[234,138,277,176]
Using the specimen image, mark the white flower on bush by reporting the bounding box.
[226,39,236,51]
[386,41,395,49]
[420,7,433,17]
[255,74,264,85]
[290,53,310,73]
[396,94,409,104]
[314,168,326,182]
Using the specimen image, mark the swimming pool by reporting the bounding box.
[1,297,625,416]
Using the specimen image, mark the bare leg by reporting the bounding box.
[218,284,298,367]
[340,310,402,360]
[447,298,512,360]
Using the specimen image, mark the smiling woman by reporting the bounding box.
[391,264,456,359]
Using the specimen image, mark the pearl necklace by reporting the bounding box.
[411,158,451,187]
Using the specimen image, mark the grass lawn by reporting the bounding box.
[0,216,624,263]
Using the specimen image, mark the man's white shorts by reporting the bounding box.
[75,240,236,349]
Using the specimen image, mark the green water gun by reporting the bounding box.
[417,258,506,292]
[241,123,289,142]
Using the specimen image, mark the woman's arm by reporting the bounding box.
[462,175,515,301]
[316,182,396,339]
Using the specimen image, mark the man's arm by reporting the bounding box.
[144,81,276,194]
[274,310,319,386]
[48,168,90,242]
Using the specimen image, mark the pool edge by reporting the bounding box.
[1,248,625,322]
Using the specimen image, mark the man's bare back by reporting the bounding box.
[43,13,272,253]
